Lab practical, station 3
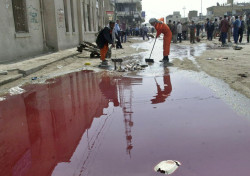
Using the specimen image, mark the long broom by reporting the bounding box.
[145,37,157,63]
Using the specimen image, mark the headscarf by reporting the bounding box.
[149,18,158,24]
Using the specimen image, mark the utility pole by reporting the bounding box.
[183,6,186,18]
[200,0,202,19]
[201,0,202,15]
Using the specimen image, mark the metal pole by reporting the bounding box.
[201,0,202,16]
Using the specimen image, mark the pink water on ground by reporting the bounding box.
[1,70,250,176]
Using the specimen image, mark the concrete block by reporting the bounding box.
[0,74,23,86]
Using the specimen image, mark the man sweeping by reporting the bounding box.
[149,18,172,62]
[96,21,115,66]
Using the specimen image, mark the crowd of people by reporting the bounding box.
[166,14,250,46]
[96,15,250,65]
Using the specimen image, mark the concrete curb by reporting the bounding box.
[0,51,80,86]
[18,53,79,76]
[0,74,23,86]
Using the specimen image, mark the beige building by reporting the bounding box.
[166,11,181,23]
[0,0,114,63]
[207,2,250,18]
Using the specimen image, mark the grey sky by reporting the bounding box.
[142,0,247,21]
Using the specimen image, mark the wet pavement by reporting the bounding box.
[1,40,250,176]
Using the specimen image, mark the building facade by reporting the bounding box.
[207,2,250,18]
[166,11,181,23]
[115,0,143,28]
[0,0,113,63]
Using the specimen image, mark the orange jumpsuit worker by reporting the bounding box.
[149,18,172,62]
[96,21,115,65]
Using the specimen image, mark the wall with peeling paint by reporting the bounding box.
[0,0,113,63]
[0,0,44,63]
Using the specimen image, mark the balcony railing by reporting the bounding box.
[116,11,141,18]
[115,0,141,3]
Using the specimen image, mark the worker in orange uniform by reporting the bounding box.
[149,18,172,62]
[96,21,115,65]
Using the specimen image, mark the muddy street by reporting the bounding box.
[1,38,250,176]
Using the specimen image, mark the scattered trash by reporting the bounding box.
[0,97,6,101]
[124,63,144,71]
[215,57,228,61]
[84,62,91,65]
[154,160,181,175]
[206,57,228,61]
[238,73,247,78]
[9,86,25,95]
[57,65,63,69]
[233,46,243,50]
[32,77,38,80]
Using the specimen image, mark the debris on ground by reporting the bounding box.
[238,73,248,78]
[154,160,181,175]
[57,65,63,69]
[9,86,25,95]
[125,63,145,71]
[31,77,38,80]
[0,96,6,101]
[84,62,91,65]
[206,57,228,61]
[0,70,8,75]
[233,46,243,50]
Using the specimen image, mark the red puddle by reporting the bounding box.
[1,70,250,176]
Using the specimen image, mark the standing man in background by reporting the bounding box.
[220,15,230,46]
[177,22,182,43]
[227,16,232,43]
[114,20,123,49]
[121,22,127,43]
[233,16,241,44]
[142,24,150,40]
[213,18,219,39]
[247,15,250,43]
[168,20,174,42]
[238,16,245,43]
[189,21,196,44]
[172,21,178,43]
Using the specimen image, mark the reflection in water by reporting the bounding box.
[0,71,111,176]
[151,68,172,104]
[118,77,142,157]
[1,70,250,176]
[0,71,143,176]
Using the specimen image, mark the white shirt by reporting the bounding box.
[177,24,182,34]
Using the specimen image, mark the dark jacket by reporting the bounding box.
[96,27,113,49]
[206,21,214,32]
[247,19,250,29]
[239,20,245,31]
[220,19,229,33]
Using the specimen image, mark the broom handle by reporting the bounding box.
[149,37,157,59]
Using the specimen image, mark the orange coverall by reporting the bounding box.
[100,29,113,61]
[155,22,172,56]
[100,44,109,61]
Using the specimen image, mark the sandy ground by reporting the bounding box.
[0,35,249,100]
[172,36,250,99]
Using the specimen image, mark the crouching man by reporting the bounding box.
[96,21,115,65]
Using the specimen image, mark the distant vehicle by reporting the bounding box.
[141,22,155,33]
